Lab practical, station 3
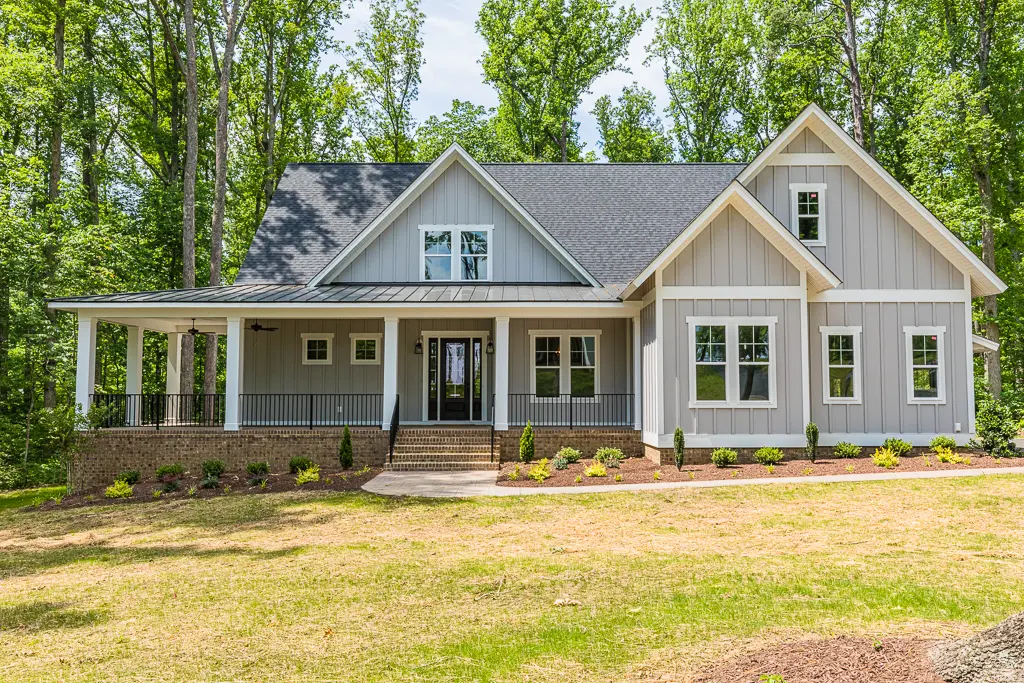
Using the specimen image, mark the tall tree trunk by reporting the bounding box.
[43,0,66,409]
[180,0,199,396]
[262,30,277,210]
[82,18,100,227]
[841,0,866,147]
[0,271,8,407]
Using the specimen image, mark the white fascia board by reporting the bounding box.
[630,181,840,293]
[972,334,999,353]
[739,103,1005,298]
[307,143,600,288]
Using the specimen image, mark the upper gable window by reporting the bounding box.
[420,226,492,281]
[790,183,826,245]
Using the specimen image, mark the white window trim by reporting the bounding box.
[686,316,778,408]
[820,325,862,404]
[789,183,827,247]
[418,225,494,282]
[527,330,601,401]
[904,326,946,404]
[301,333,334,366]
[349,332,382,365]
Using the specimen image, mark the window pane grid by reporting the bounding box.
[534,336,560,398]
[423,228,489,281]
[826,333,855,398]
[737,325,770,402]
[796,190,821,241]
[910,334,940,398]
[694,325,727,402]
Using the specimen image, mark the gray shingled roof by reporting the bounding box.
[234,161,744,287]
[50,283,626,305]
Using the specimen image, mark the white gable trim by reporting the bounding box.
[738,104,1006,298]
[628,181,841,295]
[307,144,599,288]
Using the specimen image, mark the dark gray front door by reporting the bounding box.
[440,338,470,420]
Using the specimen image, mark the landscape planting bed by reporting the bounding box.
[496,451,1020,486]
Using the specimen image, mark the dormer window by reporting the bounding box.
[790,183,826,246]
[420,225,492,281]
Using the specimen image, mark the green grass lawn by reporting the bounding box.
[1,476,1022,682]
[0,486,65,513]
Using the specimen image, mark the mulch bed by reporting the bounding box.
[692,636,945,683]
[496,451,1022,487]
[38,468,381,510]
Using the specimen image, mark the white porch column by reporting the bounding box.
[126,326,144,426]
[74,315,97,416]
[224,317,243,431]
[382,317,399,429]
[632,316,642,432]
[494,316,509,430]
[165,332,181,421]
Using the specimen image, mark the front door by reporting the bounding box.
[440,338,470,420]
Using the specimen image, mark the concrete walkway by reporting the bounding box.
[362,465,1024,498]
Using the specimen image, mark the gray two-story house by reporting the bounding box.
[52,104,1005,476]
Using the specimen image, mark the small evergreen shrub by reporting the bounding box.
[201,460,226,478]
[162,480,181,493]
[155,463,184,481]
[116,470,140,485]
[674,427,685,470]
[614,474,622,482]
[594,447,623,465]
[339,425,354,469]
[295,465,320,486]
[976,400,1019,457]
[556,446,582,463]
[519,421,535,463]
[930,435,958,452]
[805,422,819,463]
[881,437,912,458]
[200,476,220,489]
[246,462,270,476]
[753,447,784,466]
[584,461,607,477]
[104,480,133,499]
[711,448,738,468]
[833,442,862,459]
[871,447,900,469]
[552,456,570,470]
[527,459,551,482]
[289,456,314,474]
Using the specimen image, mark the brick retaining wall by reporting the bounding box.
[497,428,643,462]
[75,428,388,492]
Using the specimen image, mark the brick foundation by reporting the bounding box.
[498,428,643,462]
[75,428,388,492]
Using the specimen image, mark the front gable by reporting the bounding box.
[333,161,580,284]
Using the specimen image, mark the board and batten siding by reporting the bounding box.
[508,318,631,394]
[809,302,970,435]
[663,205,800,287]
[662,299,804,436]
[748,130,963,290]
[334,162,579,284]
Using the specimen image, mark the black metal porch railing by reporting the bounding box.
[90,394,225,429]
[507,393,634,428]
[387,395,400,465]
[239,393,384,428]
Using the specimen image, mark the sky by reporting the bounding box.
[330,0,670,157]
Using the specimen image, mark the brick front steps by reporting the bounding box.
[386,427,498,471]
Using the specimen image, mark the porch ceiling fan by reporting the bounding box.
[186,318,200,336]
[249,319,278,333]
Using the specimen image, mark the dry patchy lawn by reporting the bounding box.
[1,475,1023,682]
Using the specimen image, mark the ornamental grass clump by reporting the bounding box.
[584,460,607,477]
[935,446,968,465]
[753,447,784,466]
[711,448,737,468]
[528,459,551,482]
[872,447,900,469]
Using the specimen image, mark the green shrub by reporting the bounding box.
[753,447,784,466]
[507,463,520,481]
[201,460,226,479]
[584,460,607,477]
[556,446,582,463]
[930,435,958,452]
[935,446,967,464]
[976,400,1019,457]
[519,421,535,463]
[833,442,862,459]
[594,447,623,467]
[200,476,220,489]
[155,463,184,481]
[674,427,685,470]
[871,447,900,469]
[711,448,738,468]
[881,437,912,458]
[161,480,180,493]
[295,465,320,486]
[805,422,819,463]
[248,475,268,487]
[339,425,354,469]
[116,470,140,485]
[552,456,570,470]
[528,459,551,482]
[104,480,133,499]
[289,456,314,474]
[246,462,269,476]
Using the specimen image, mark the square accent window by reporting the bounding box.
[905,327,945,403]
[301,334,334,366]
[350,334,381,365]
[688,318,776,407]
[820,326,861,404]
[420,226,491,281]
[790,184,826,244]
